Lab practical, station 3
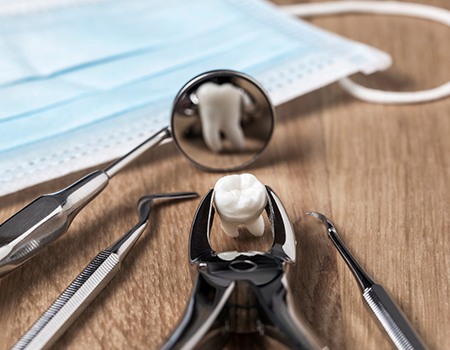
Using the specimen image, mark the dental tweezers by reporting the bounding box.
[12,192,197,350]
[308,212,426,350]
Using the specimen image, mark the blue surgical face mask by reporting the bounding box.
[0,0,245,85]
[0,0,390,195]
[0,22,294,122]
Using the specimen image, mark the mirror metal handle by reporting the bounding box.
[0,171,109,277]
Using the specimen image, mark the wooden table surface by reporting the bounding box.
[1,1,449,349]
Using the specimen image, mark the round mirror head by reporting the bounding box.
[171,70,274,172]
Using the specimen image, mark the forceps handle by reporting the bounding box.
[12,250,121,350]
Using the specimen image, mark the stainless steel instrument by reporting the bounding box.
[308,212,426,350]
[0,128,170,277]
[162,187,325,350]
[0,69,275,277]
[12,191,198,350]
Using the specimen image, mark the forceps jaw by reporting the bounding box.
[265,186,296,263]
[161,273,235,350]
[189,189,216,264]
[189,187,296,264]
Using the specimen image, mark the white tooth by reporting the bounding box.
[245,216,265,237]
[220,220,240,238]
[213,173,267,237]
[196,82,246,153]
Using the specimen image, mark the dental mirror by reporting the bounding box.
[0,70,274,277]
[171,70,274,172]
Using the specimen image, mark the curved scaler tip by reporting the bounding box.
[137,192,199,225]
[306,212,336,231]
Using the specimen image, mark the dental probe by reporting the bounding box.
[308,212,426,350]
[12,191,198,350]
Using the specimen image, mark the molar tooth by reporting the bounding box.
[245,216,265,237]
[213,173,267,238]
[220,221,240,238]
[196,82,246,153]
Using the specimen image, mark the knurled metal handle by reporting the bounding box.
[13,250,120,350]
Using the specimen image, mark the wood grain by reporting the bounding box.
[1,0,449,348]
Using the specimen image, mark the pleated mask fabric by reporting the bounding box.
[0,0,391,196]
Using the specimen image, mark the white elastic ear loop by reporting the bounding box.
[282,1,450,104]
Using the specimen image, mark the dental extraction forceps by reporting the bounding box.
[13,192,197,350]
[163,188,325,350]
[308,212,426,350]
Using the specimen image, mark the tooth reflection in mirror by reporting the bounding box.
[195,82,245,153]
[171,70,274,172]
